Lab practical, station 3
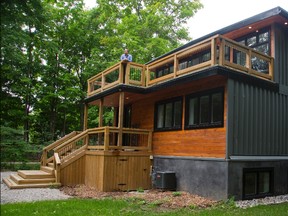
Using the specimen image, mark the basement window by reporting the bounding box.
[185,88,224,129]
[243,168,274,200]
[155,97,182,131]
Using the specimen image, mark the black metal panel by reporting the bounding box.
[274,24,288,86]
[227,79,288,156]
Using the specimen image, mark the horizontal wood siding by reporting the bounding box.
[132,75,227,158]
[60,155,85,185]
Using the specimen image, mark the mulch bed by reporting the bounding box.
[61,185,217,209]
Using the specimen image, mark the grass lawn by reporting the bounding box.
[1,198,288,216]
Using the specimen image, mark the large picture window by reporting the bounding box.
[243,168,274,199]
[155,97,182,131]
[185,88,224,129]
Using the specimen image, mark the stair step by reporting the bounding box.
[48,163,54,168]
[18,170,54,179]
[3,177,61,189]
[10,173,56,184]
[41,166,55,174]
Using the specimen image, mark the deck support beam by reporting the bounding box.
[83,103,88,131]
[117,92,125,147]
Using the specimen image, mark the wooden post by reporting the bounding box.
[142,65,146,87]
[99,99,103,127]
[247,50,252,74]
[98,98,103,145]
[211,37,217,66]
[117,92,125,148]
[83,103,88,131]
[219,37,224,66]
[146,66,150,86]
[119,62,124,84]
[125,62,130,84]
[104,127,109,151]
[174,54,178,78]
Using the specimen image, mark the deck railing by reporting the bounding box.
[87,62,146,96]
[41,127,152,167]
[87,127,152,152]
[87,35,274,96]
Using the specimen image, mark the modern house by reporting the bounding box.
[3,7,288,200]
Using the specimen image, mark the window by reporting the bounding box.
[155,97,182,131]
[179,50,211,71]
[243,168,274,199]
[156,63,174,78]
[185,88,224,129]
[236,28,270,73]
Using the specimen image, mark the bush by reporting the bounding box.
[0,126,43,163]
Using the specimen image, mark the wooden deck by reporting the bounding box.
[87,35,274,97]
[3,127,153,190]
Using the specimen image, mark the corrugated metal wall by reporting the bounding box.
[227,79,288,156]
[273,23,288,86]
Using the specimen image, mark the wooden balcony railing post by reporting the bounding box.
[104,127,109,151]
[211,37,217,65]
[173,54,178,78]
[101,73,105,91]
[247,49,252,74]
[269,58,274,80]
[125,62,130,84]
[142,65,146,87]
[218,37,225,66]
[146,66,151,86]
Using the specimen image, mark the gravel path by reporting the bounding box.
[1,172,71,204]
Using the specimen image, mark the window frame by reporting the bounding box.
[243,167,274,200]
[154,97,183,132]
[185,88,224,130]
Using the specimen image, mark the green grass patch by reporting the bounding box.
[1,198,288,216]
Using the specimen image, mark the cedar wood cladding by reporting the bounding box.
[131,75,227,158]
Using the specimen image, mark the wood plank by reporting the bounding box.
[18,170,55,179]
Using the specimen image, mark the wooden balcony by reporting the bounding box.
[87,35,274,96]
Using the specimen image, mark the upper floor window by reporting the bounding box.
[236,28,270,73]
[179,50,211,70]
[156,63,174,78]
[155,97,182,131]
[185,88,224,129]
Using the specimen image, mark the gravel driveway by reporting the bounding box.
[1,172,71,204]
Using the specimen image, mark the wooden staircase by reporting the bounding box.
[3,164,61,189]
[2,131,87,189]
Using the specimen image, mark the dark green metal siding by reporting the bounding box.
[227,79,288,156]
[273,24,288,86]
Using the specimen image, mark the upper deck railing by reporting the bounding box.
[87,35,274,96]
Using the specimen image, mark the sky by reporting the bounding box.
[84,0,288,40]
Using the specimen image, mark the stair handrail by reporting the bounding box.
[41,131,80,166]
[53,130,88,152]
[54,152,61,183]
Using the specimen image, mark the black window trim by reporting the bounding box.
[154,96,183,132]
[185,87,224,130]
[243,167,274,200]
[236,27,271,55]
